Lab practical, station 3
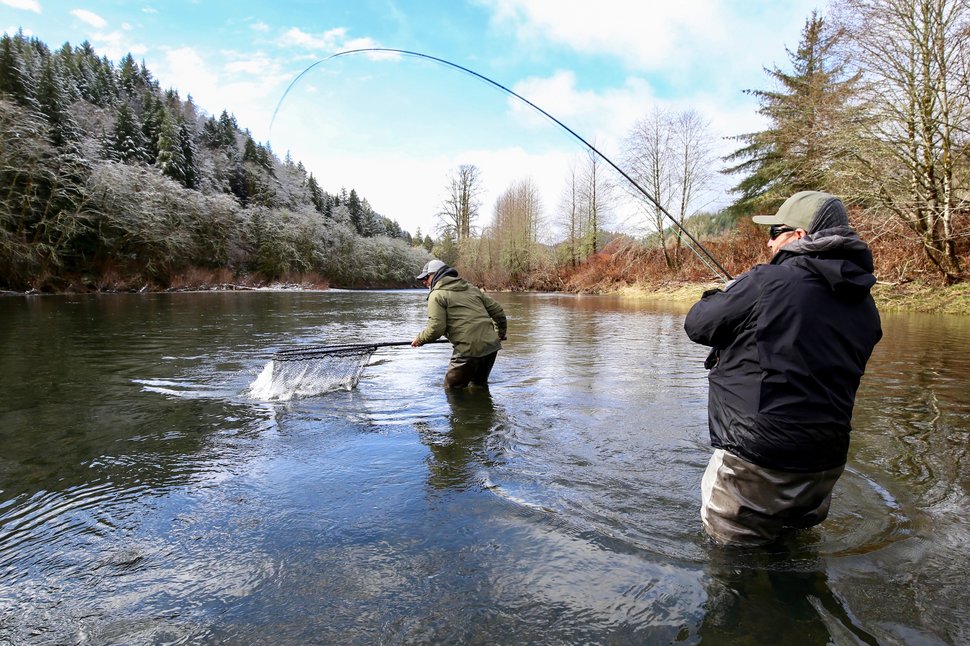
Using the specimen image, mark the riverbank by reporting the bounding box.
[5,276,968,316]
[603,279,970,315]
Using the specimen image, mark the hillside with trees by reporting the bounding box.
[0,31,428,292]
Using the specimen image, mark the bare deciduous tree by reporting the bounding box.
[834,0,970,282]
[624,108,717,268]
[557,148,614,266]
[437,164,482,243]
[493,178,542,278]
[558,161,583,267]
[578,147,613,258]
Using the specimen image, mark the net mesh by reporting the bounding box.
[249,345,378,401]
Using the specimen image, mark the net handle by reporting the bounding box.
[273,338,449,360]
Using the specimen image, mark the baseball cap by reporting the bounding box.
[416,259,446,280]
[751,191,848,233]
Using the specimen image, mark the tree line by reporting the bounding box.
[432,0,969,289]
[0,31,428,291]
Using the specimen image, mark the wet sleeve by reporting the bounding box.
[481,292,507,338]
[416,293,448,344]
[684,273,758,348]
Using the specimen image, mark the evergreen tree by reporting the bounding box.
[155,108,186,183]
[723,11,858,213]
[53,43,82,104]
[111,101,148,162]
[72,41,100,104]
[178,117,199,189]
[216,110,238,150]
[90,55,118,107]
[307,173,325,212]
[118,53,141,97]
[0,33,40,111]
[36,57,81,147]
[141,91,164,161]
[347,189,364,234]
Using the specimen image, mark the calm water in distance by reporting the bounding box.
[0,290,967,644]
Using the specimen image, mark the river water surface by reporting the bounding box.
[0,290,967,644]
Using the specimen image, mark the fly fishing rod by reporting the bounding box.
[270,47,733,283]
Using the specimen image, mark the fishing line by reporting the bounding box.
[270,47,733,282]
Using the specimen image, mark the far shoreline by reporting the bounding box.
[4,279,968,316]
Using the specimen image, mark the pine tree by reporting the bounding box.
[53,43,82,104]
[0,33,40,111]
[307,173,325,212]
[217,110,238,150]
[118,53,141,97]
[178,117,199,189]
[111,101,148,163]
[141,91,164,161]
[155,108,186,183]
[72,41,100,104]
[723,11,858,213]
[90,55,118,107]
[347,189,364,234]
[37,58,82,148]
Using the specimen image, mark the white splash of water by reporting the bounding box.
[246,355,367,401]
[248,362,288,401]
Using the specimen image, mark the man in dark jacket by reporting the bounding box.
[412,259,507,389]
[684,191,882,545]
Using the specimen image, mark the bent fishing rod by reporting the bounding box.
[270,47,733,283]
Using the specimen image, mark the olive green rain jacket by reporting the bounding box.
[416,275,507,358]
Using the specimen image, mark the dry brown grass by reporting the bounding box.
[555,217,970,314]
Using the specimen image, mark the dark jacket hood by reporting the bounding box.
[772,226,876,300]
[429,265,460,290]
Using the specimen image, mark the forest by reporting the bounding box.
[1,0,968,297]
[0,31,429,291]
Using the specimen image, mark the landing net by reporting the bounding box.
[248,345,378,401]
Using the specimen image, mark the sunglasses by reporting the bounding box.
[769,225,796,240]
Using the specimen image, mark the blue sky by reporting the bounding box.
[2,0,822,237]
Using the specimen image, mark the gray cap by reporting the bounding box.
[752,191,849,234]
[416,259,446,280]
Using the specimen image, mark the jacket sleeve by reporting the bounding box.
[684,272,759,348]
[481,291,507,338]
[416,292,448,344]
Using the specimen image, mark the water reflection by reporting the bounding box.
[422,387,500,491]
[700,542,880,645]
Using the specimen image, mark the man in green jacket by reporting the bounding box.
[411,259,507,388]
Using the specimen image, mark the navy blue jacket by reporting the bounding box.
[684,227,882,472]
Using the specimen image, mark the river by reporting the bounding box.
[0,290,967,644]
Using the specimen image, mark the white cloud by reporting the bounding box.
[155,46,219,99]
[225,52,277,76]
[479,0,822,100]
[3,25,33,35]
[1,0,40,12]
[278,26,379,53]
[251,21,270,32]
[89,30,147,61]
[142,6,158,14]
[70,8,107,28]
[510,71,657,152]
[481,0,726,70]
